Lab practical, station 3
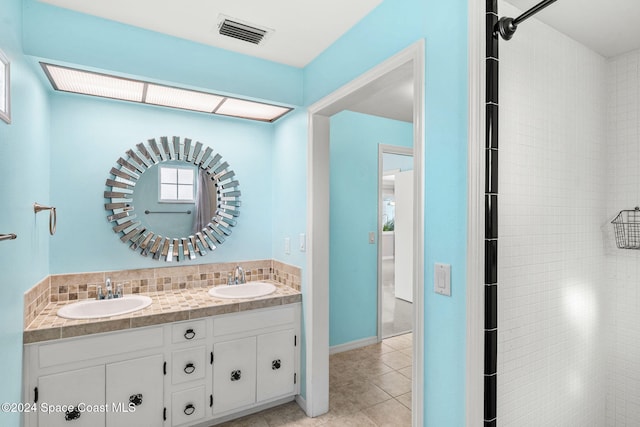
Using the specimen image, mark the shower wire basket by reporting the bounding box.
[611,206,640,249]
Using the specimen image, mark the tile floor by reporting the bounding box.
[215,333,413,427]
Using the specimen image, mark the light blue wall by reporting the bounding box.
[305,0,469,425]
[271,110,308,395]
[271,110,307,267]
[329,111,413,347]
[49,94,274,273]
[0,0,51,425]
[22,0,303,106]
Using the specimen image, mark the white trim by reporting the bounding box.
[295,394,307,414]
[410,42,425,427]
[329,336,379,355]
[305,113,331,417]
[467,0,486,426]
[378,144,414,343]
[306,40,425,427]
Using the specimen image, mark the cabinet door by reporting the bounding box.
[37,366,105,427]
[256,329,296,401]
[212,336,256,414]
[105,354,164,427]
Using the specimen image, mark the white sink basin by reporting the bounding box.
[208,282,277,299]
[57,295,152,319]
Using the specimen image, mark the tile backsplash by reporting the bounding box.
[24,259,301,328]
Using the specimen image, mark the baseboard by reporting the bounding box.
[329,336,378,355]
[295,394,308,415]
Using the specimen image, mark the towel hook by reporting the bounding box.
[34,202,57,236]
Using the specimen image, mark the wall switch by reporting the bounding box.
[368,232,375,244]
[299,233,306,252]
[284,237,291,255]
[434,263,451,296]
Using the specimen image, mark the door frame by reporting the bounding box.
[305,40,425,427]
[377,144,414,342]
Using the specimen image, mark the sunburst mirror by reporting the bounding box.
[104,136,240,262]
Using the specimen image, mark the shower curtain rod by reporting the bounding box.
[494,0,559,40]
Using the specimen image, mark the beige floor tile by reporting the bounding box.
[319,410,377,426]
[399,347,413,357]
[332,378,393,409]
[396,392,412,409]
[213,413,270,427]
[383,334,412,351]
[260,402,325,427]
[380,350,412,370]
[363,398,412,427]
[398,366,412,379]
[370,371,412,397]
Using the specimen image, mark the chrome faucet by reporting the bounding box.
[233,266,245,285]
[105,277,113,299]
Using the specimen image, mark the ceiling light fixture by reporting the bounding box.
[214,97,291,122]
[40,63,292,122]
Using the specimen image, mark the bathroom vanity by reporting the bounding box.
[23,286,301,427]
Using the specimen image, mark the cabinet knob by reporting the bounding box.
[184,329,196,340]
[64,406,81,421]
[184,403,195,416]
[230,369,242,381]
[129,393,143,406]
[184,363,196,374]
[272,359,282,370]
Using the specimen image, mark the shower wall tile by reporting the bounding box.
[496,1,608,426]
[605,48,640,427]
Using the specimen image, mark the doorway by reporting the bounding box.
[379,146,414,339]
[305,41,425,426]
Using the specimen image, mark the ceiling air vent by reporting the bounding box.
[218,18,268,45]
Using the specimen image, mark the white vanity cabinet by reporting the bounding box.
[23,326,165,427]
[24,303,301,427]
[211,304,300,417]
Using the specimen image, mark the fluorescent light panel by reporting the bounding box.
[215,98,291,122]
[41,63,292,122]
[44,65,144,102]
[145,84,224,113]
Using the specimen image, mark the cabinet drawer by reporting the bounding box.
[171,320,206,344]
[172,347,206,385]
[213,306,296,337]
[171,386,205,426]
[38,326,163,369]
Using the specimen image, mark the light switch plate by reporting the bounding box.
[299,233,306,252]
[368,232,375,244]
[434,263,451,296]
[284,237,291,255]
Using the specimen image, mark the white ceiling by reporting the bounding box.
[505,0,640,58]
[38,0,382,68]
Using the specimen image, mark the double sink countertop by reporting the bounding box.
[24,282,301,344]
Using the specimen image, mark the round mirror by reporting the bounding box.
[104,136,240,262]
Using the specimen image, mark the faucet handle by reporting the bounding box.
[115,284,123,298]
[97,286,104,300]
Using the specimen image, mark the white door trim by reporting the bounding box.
[467,0,486,425]
[305,39,425,427]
